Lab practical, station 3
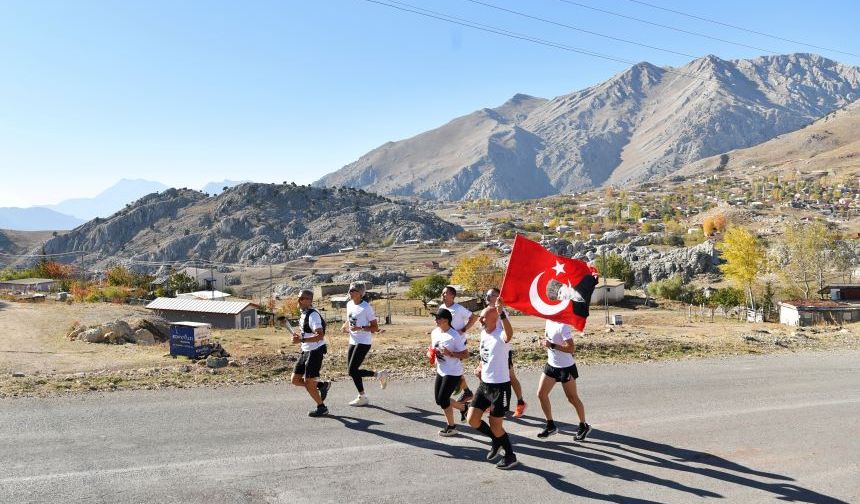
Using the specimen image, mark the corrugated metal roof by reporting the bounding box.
[145,297,256,315]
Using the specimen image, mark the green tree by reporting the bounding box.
[407,274,449,308]
[779,222,831,299]
[167,270,198,296]
[718,226,764,311]
[595,253,635,288]
[710,287,744,318]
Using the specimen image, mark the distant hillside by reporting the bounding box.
[40,183,462,267]
[318,53,860,200]
[43,178,169,220]
[0,207,85,231]
[677,99,860,179]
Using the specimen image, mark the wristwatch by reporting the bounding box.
[499,312,508,320]
[549,342,556,349]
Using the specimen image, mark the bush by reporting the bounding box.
[594,253,634,288]
[648,275,686,301]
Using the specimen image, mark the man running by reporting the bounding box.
[484,287,527,417]
[429,309,469,436]
[290,289,331,417]
[440,285,478,403]
[535,319,591,440]
[466,299,519,470]
[342,282,389,406]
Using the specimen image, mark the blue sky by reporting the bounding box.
[2,0,859,207]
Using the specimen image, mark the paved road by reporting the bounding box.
[2,351,858,503]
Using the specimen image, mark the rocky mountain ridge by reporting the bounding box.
[39,183,462,268]
[317,53,860,200]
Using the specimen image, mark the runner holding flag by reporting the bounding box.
[500,235,597,440]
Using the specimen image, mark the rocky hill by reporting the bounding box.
[317,53,860,200]
[676,99,860,180]
[39,184,462,268]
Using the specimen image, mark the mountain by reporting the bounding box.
[43,178,169,221]
[0,207,85,231]
[201,180,250,196]
[39,183,462,267]
[317,53,860,200]
[677,99,860,179]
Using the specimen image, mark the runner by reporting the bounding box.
[342,282,389,406]
[440,285,478,403]
[428,309,469,436]
[484,287,527,417]
[466,299,519,470]
[290,289,331,417]
[535,319,591,440]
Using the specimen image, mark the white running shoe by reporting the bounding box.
[349,394,369,406]
[377,370,390,390]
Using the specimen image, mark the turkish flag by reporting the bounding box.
[500,235,598,331]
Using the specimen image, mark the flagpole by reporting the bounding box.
[602,247,610,326]
[498,234,520,299]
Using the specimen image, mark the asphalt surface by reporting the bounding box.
[1,351,858,503]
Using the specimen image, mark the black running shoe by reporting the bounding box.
[308,404,328,417]
[316,381,331,402]
[457,389,473,403]
[486,443,504,461]
[496,456,519,470]
[537,425,558,439]
[438,425,457,437]
[574,422,592,441]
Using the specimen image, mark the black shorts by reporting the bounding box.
[434,374,462,409]
[508,349,514,368]
[294,345,327,379]
[543,363,578,383]
[471,381,511,418]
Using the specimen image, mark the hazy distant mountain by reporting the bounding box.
[201,180,249,196]
[43,178,169,220]
[317,53,860,200]
[0,207,85,231]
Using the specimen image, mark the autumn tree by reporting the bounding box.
[407,274,449,308]
[451,254,504,297]
[713,213,727,233]
[718,226,765,312]
[702,217,716,236]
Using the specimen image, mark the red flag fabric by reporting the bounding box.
[500,235,598,331]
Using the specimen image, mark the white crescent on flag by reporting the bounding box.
[528,272,571,316]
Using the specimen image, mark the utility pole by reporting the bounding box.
[210,262,215,300]
[602,247,610,326]
[386,277,392,325]
[269,263,273,313]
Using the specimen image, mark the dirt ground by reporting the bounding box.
[1,299,858,398]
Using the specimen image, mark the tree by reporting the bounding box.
[407,274,449,308]
[711,286,744,318]
[718,226,764,312]
[702,217,716,237]
[451,254,504,297]
[779,222,831,299]
[167,270,198,296]
[594,253,635,288]
[713,213,727,233]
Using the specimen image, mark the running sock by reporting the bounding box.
[546,420,556,430]
[517,398,525,405]
[499,433,514,456]
[477,421,494,439]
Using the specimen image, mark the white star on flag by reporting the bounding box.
[552,261,565,276]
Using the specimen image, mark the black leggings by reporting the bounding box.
[347,343,375,393]
[434,374,462,409]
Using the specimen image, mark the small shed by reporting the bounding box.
[330,294,350,309]
[314,283,350,298]
[0,278,58,292]
[145,297,259,329]
[818,284,860,302]
[778,300,860,326]
[591,278,625,305]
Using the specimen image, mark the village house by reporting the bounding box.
[0,278,58,292]
[145,297,259,329]
[778,299,860,327]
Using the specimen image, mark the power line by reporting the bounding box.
[624,0,860,58]
[364,0,709,82]
[464,0,697,58]
[555,0,782,55]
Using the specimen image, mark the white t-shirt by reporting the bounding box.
[299,309,325,352]
[479,324,510,384]
[431,327,466,377]
[442,303,473,334]
[346,299,376,346]
[545,320,575,368]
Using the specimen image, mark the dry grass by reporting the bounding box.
[1,300,858,398]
